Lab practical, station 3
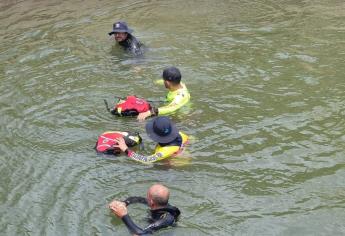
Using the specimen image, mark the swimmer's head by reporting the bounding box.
[145,116,179,144]
[108,21,133,42]
[147,184,170,209]
[162,67,181,85]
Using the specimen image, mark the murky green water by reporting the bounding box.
[1,0,345,235]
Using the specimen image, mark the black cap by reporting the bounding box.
[162,67,181,84]
[145,116,179,143]
[108,21,133,35]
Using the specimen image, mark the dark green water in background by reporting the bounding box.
[1,0,345,235]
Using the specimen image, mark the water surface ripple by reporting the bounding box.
[1,0,345,235]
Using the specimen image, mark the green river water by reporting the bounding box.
[1,0,345,235]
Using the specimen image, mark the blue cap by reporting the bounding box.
[108,21,133,35]
[145,116,179,143]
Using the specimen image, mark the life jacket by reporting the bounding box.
[111,96,151,116]
[95,131,142,155]
[154,132,189,159]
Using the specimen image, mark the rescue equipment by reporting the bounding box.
[105,96,151,116]
[95,131,142,155]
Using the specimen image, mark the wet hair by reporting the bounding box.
[152,194,169,206]
[162,67,181,84]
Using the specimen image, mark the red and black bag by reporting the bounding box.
[95,131,142,155]
[109,96,151,116]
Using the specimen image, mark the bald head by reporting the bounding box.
[147,184,170,208]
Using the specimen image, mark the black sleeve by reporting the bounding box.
[122,214,153,235]
[123,196,148,206]
[143,212,176,231]
[122,212,175,235]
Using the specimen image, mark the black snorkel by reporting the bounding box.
[104,99,111,112]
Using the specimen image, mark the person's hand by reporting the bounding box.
[114,137,128,152]
[109,200,128,218]
[137,110,151,121]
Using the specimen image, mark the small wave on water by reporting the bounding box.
[1,0,345,235]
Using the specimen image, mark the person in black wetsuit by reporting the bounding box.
[109,184,180,235]
[108,21,144,56]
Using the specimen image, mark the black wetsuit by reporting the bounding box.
[122,196,181,235]
[119,34,144,56]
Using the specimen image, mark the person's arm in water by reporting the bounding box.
[114,137,179,163]
[137,84,190,121]
[109,200,149,235]
[123,196,147,206]
[122,212,176,235]
[109,200,176,235]
[155,90,189,115]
